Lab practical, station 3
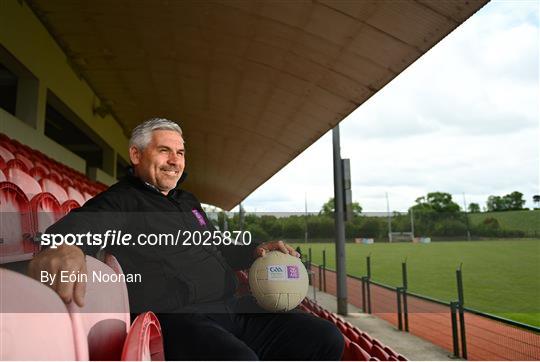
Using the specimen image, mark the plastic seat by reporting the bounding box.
[384,346,399,359]
[68,256,131,360]
[6,158,28,173]
[349,342,371,361]
[62,176,74,187]
[0,182,34,264]
[337,320,348,334]
[40,178,69,204]
[0,268,79,360]
[15,153,34,171]
[83,191,94,202]
[371,345,390,361]
[61,199,81,214]
[48,168,64,184]
[30,192,62,236]
[7,168,42,200]
[75,254,165,361]
[103,254,165,361]
[0,144,15,161]
[30,166,49,180]
[356,334,373,354]
[67,186,86,206]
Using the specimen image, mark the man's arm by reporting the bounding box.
[28,191,125,306]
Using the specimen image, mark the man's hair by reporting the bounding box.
[129,118,183,150]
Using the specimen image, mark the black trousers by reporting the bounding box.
[157,296,344,360]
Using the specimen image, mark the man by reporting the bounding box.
[28,118,344,360]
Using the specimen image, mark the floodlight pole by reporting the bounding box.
[332,125,348,315]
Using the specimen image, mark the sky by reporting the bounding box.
[238,0,540,213]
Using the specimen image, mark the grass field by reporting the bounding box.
[469,210,540,234]
[290,240,540,327]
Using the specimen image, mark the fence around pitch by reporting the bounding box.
[309,264,540,361]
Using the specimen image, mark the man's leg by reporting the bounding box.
[232,299,344,360]
[158,313,258,360]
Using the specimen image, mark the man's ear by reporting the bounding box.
[129,146,141,165]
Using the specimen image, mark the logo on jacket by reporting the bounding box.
[191,209,207,226]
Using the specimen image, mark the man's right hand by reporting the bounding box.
[28,245,87,307]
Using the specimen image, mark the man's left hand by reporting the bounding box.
[254,240,300,258]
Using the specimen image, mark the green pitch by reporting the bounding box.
[291,240,540,327]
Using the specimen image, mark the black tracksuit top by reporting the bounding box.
[46,173,257,313]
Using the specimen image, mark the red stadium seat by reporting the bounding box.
[6,158,28,173]
[0,169,5,182]
[384,346,398,359]
[0,144,15,160]
[29,166,49,180]
[0,268,79,360]
[347,341,371,361]
[67,186,85,206]
[104,254,165,361]
[30,192,62,235]
[68,256,131,360]
[122,312,165,361]
[7,168,42,200]
[371,345,390,361]
[40,178,69,204]
[61,199,81,214]
[15,153,34,171]
[62,176,74,188]
[337,320,348,334]
[83,191,94,202]
[356,334,373,354]
[48,168,63,184]
[0,182,34,263]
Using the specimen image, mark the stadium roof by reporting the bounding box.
[27,0,488,210]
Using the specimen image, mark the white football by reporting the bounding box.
[248,251,309,312]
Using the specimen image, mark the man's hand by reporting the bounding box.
[27,245,87,307]
[254,240,300,258]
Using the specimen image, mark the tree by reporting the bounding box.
[534,195,540,209]
[468,203,481,213]
[504,191,525,211]
[411,192,461,213]
[486,195,505,212]
[487,192,525,211]
[319,197,362,217]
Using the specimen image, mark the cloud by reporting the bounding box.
[242,1,539,212]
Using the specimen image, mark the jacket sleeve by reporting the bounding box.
[44,190,127,257]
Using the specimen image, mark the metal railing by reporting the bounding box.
[305,250,540,361]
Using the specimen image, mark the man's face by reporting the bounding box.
[129,130,185,195]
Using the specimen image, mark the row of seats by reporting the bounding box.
[0,254,164,360]
[299,299,407,361]
[0,132,107,199]
[0,133,108,264]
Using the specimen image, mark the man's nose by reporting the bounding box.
[168,152,181,165]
